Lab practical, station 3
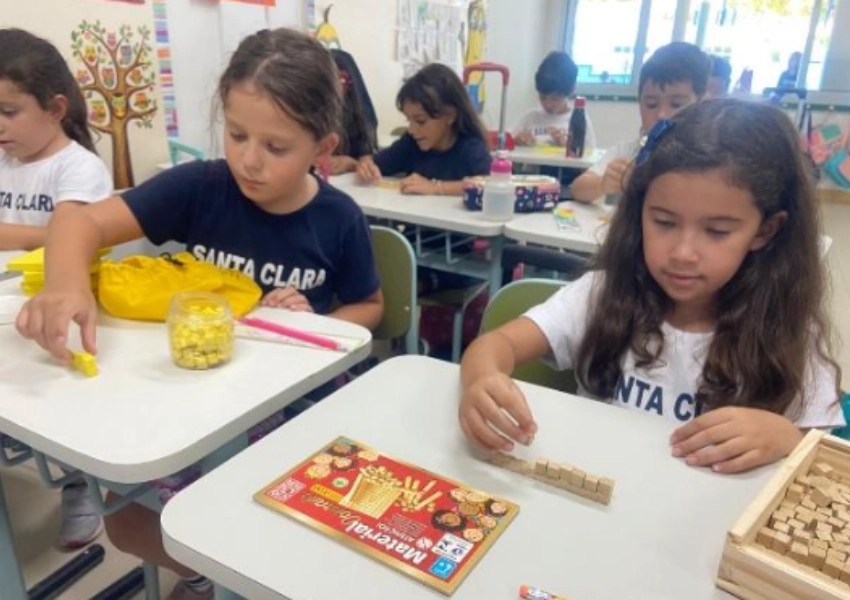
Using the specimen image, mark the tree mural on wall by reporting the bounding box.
[71,21,158,189]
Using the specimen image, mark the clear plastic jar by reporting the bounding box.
[167,292,234,370]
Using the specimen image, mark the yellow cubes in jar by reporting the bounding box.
[167,292,234,370]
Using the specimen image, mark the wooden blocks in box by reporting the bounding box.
[718,430,850,599]
[489,452,614,506]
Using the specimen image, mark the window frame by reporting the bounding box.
[564,0,850,107]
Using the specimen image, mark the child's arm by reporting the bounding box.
[15,197,145,361]
[329,156,359,175]
[0,202,95,251]
[329,289,383,331]
[570,158,631,204]
[669,408,804,474]
[460,317,551,451]
[398,174,464,196]
[0,222,46,251]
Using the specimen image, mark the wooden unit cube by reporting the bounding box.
[597,478,614,500]
[809,546,828,570]
[583,475,599,493]
[813,539,830,550]
[813,462,835,478]
[558,464,573,481]
[774,522,791,535]
[824,558,844,578]
[534,459,548,476]
[786,483,805,502]
[545,462,561,479]
[790,542,809,563]
[792,529,812,544]
[841,562,850,584]
[772,532,792,554]
[756,527,773,547]
[568,468,585,488]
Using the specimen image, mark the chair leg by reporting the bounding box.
[451,309,463,363]
[143,562,160,600]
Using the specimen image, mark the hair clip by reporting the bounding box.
[636,119,675,165]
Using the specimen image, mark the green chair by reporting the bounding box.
[370,226,419,355]
[479,278,577,393]
[168,139,204,166]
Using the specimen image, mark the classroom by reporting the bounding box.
[2,0,850,599]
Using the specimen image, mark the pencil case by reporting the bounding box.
[462,175,561,213]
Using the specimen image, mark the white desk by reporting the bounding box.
[0,278,371,599]
[0,250,23,272]
[505,201,612,254]
[510,147,603,170]
[162,355,775,600]
[331,174,506,294]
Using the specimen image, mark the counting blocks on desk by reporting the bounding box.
[489,452,615,506]
[68,351,98,378]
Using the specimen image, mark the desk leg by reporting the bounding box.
[214,583,247,600]
[0,474,27,600]
[488,236,504,297]
[144,561,161,600]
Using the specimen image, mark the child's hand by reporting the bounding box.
[514,131,536,146]
[260,287,314,312]
[547,126,568,147]
[15,288,98,362]
[355,156,382,184]
[602,158,632,195]
[459,372,538,452]
[328,156,358,175]
[400,173,437,195]
[670,407,804,473]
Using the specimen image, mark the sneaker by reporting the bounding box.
[167,581,215,600]
[58,482,103,550]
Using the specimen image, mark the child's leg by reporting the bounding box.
[103,491,196,576]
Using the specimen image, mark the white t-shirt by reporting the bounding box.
[588,139,640,176]
[524,272,845,429]
[513,107,598,150]
[0,141,112,227]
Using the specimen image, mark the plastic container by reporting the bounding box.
[463,174,560,213]
[167,292,234,370]
[482,150,515,222]
[566,96,587,158]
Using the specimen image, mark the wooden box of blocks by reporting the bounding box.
[718,430,850,599]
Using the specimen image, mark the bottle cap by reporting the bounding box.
[574,96,586,109]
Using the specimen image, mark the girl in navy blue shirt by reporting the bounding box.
[356,63,491,196]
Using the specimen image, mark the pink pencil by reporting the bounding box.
[238,317,344,352]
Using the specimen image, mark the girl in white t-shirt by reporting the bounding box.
[0,29,112,250]
[460,99,843,475]
[0,29,111,548]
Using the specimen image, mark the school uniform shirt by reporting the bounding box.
[122,160,380,314]
[373,132,491,181]
[524,272,845,429]
[512,107,598,150]
[0,142,112,227]
[587,139,640,176]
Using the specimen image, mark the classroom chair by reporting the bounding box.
[167,139,204,166]
[500,244,589,286]
[479,278,577,393]
[420,281,489,363]
[370,225,419,355]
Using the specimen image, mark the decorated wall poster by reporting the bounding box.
[152,0,178,138]
[71,20,158,189]
[255,437,519,595]
[396,0,466,79]
[2,0,169,186]
[463,0,486,111]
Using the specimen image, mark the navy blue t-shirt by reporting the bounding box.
[122,160,379,315]
[373,133,491,180]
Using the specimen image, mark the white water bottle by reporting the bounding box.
[482,150,514,222]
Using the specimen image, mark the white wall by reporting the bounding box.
[165,0,560,153]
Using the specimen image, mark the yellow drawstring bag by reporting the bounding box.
[98,252,261,321]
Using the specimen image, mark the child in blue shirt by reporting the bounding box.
[17,28,382,600]
[356,63,491,196]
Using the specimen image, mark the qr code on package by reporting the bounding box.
[267,477,305,502]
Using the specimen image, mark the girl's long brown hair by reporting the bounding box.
[0,29,96,153]
[396,63,488,144]
[578,99,840,416]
